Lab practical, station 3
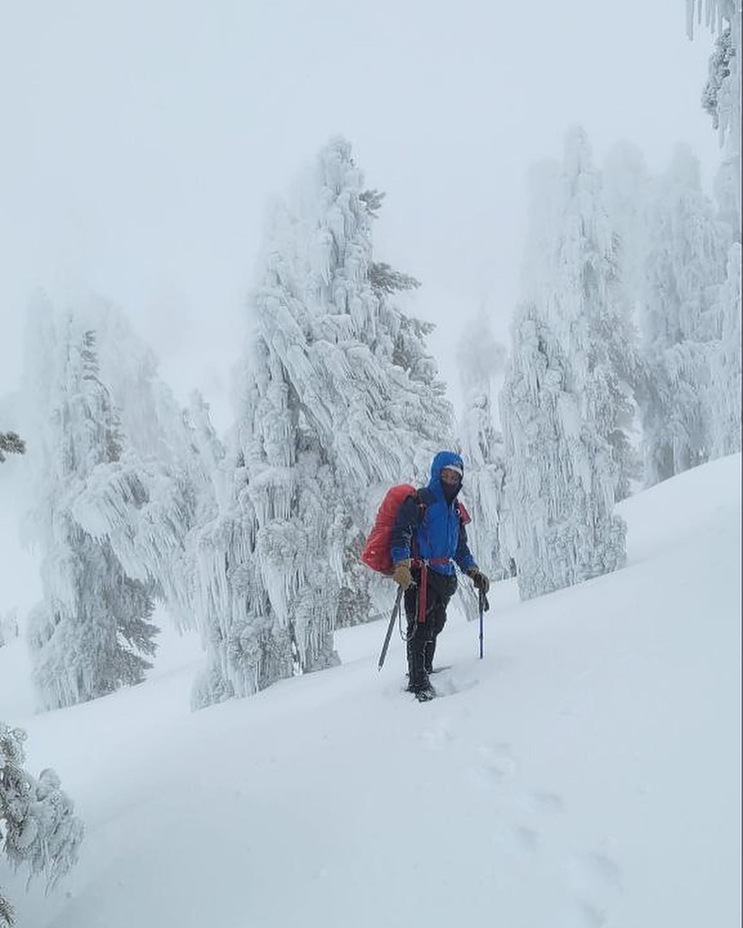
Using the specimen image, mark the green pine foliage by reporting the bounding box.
[0,724,83,926]
[0,433,25,463]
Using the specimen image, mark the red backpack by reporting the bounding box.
[361,484,470,575]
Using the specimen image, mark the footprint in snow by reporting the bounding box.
[492,822,539,857]
[430,668,479,697]
[567,851,623,895]
[478,741,516,774]
[469,763,509,791]
[561,850,623,928]
[469,741,516,790]
[521,790,565,816]
[565,900,608,928]
[419,718,457,750]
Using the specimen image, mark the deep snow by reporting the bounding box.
[1,454,740,928]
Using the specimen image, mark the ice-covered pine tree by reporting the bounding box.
[24,305,159,709]
[191,135,453,706]
[639,145,730,484]
[523,127,642,502]
[688,0,742,459]
[456,310,510,587]
[602,141,653,321]
[706,243,741,456]
[1,723,84,928]
[690,0,741,242]
[25,291,223,654]
[500,303,626,600]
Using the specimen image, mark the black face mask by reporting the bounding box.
[441,479,461,503]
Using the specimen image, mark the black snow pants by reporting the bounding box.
[404,568,458,686]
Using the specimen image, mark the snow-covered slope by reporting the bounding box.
[1,454,740,928]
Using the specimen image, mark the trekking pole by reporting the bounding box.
[477,589,490,660]
[378,586,404,671]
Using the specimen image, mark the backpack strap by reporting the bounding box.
[413,488,428,520]
[407,489,428,559]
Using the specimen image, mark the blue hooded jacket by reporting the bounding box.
[390,450,477,576]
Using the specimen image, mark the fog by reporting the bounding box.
[0,0,721,432]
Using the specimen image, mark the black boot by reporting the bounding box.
[410,673,436,701]
[406,633,435,699]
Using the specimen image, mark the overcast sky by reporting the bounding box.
[0,0,722,432]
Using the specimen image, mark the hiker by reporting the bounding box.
[390,450,489,699]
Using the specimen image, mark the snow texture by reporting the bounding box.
[1,453,739,928]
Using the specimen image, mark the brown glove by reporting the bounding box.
[467,567,490,595]
[392,560,414,590]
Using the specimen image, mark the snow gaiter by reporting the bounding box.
[423,638,436,675]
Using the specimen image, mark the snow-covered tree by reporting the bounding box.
[68,379,221,643]
[456,311,510,586]
[523,127,642,502]
[602,141,654,319]
[22,290,224,710]
[192,136,453,706]
[687,0,742,461]
[500,303,626,600]
[639,145,730,483]
[1,723,83,927]
[706,242,742,456]
[24,307,160,709]
[689,0,741,242]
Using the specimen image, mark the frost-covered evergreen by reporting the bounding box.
[456,312,510,586]
[690,0,741,242]
[687,0,742,461]
[602,141,653,319]
[523,127,642,502]
[23,291,223,704]
[501,128,631,599]
[639,145,730,483]
[705,241,742,456]
[500,304,626,600]
[26,294,228,708]
[701,23,738,234]
[192,136,453,706]
[24,304,160,709]
[1,723,83,927]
